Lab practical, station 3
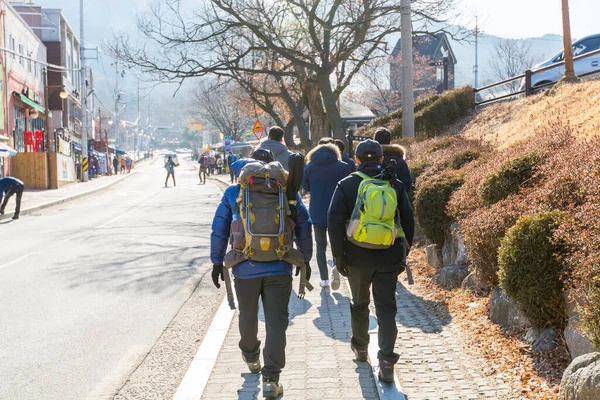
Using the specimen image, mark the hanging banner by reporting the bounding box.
[58,136,71,156]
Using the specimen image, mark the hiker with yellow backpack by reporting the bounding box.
[210,148,313,399]
[327,139,414,382]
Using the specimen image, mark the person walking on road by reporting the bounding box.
[255,126,293,170]
[327,139,414,382]
[113,156,119,175]
[164,156,177,187]
[211,152,313,399]
[209,155,216,176]
[302,142,351,289]
[216,156,224,174]
[374,127,412,193]
[120,157,126,174]
[227,152,238,183]
[0,176,25,220]
[199,153,209,184]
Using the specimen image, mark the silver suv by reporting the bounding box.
[523,34,600,91]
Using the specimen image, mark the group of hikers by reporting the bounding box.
[209,125,415,398]
[112,155,133,175]
[197,152,242,184]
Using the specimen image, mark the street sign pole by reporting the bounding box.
[80,0,89,182]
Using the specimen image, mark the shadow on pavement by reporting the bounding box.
[395,282,452,333]
[312,288,352,342]
[237,372,260,400]
[354,360,379,400]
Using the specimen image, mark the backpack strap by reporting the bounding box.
[353,171,371,180]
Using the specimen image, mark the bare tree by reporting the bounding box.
[189,80,255,142]
[488,39,538,93]
[115,0,468,143]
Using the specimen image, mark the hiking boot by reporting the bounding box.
[0,208,4,215]
[12,214,19,220]
[262,378,283,398]
[378,359,395,382]
[320,280,329,288]
[242,355,261,374]
[330,267,340,290]
[351,344,368,362]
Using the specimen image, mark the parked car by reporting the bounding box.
[521,34,600,91]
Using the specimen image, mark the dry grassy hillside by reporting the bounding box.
[462,79,600,148]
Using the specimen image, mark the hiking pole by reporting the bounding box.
[403,239,414,285]
[223,266,236,310]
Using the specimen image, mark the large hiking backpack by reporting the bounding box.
[346,171,405,249]
[224,161,305,269]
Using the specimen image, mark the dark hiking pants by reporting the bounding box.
[313,225,329,281]
[234,275,292,383]
[165,171,175,186]
[347,263,401,364]
[1,183,24,217]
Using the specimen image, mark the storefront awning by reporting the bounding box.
[73,143,82,152]
[13,92,52,118]
[0,134,9,143]
[115,149,126,155]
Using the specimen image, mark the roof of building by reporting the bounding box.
[391,32,457,64]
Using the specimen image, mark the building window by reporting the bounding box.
[14,106,26,152]
[27,52,33,73]
[10,35,16,59]
[19,44,24,66]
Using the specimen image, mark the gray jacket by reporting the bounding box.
[255,140,293,170]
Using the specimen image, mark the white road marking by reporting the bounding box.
[0,253,33,270]
[173,295,236,400]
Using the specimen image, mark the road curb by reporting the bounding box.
[0,166,146,221]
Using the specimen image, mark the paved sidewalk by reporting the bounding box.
[201,281,379,400]
[0,161,152,220]
[393,283,514,399]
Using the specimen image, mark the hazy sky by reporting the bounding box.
[458,0,598,40]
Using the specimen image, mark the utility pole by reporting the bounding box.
[400,0,415,138]
[79,0,89,182]
[114,57,120,151]
[474,15,479,88]
[561,0,577,82]
[43,67,54,189]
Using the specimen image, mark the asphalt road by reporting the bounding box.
[0,158,224,400]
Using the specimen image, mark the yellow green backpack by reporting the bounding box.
[346,172,404,249]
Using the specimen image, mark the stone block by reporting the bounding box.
[489,286,531,329]
[426,244,442,268]
[461,271,489,294]
[524,327,559,353]
[433,265,469,290]
[560,352,600,400]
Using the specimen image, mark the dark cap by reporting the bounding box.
[355,139,383,160]
[250,148,274,163]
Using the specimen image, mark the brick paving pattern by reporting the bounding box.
[201,284,379,399]
[393,283,515,399]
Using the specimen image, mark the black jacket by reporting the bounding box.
[382,144,412,194]
[327,161,415,268]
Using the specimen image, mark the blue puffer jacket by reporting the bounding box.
[302,144,352,227]
[211,163,313,279]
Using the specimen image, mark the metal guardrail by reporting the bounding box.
[474,47,600,106]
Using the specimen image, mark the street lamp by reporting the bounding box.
[59,90,69,99]
[108,117,114,125]
[30,109,40,119]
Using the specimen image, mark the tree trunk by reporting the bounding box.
[303,80,329,145]
[279,88,311,151]
[318,72,345,140]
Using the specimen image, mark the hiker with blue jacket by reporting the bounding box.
[302,142,351,289]
[328,139,414,382]
[0,176,25,220]
[210,149,313,398]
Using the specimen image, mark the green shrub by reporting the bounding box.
[408,161,430,203]
[448,149,482,170]
[415,86,475,140]
[479,153,540,206]
[498,211,567,328]
[414,172,464,247]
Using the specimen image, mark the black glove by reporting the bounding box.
[295,262,312,282]
[212,264,224,288]
[335,256,349,277]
